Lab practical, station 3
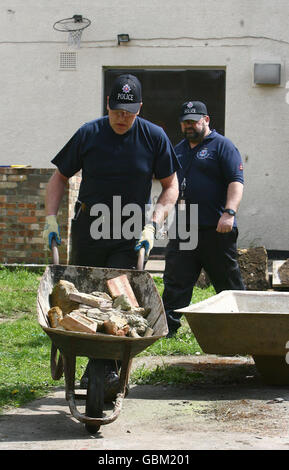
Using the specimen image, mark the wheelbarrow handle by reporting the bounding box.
[51,238,59,265]
[136,247,146,271]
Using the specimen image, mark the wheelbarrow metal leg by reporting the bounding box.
[63,354,76,402]
[50,342,64,380]
[119,344,133,394]
[62,344,133,431]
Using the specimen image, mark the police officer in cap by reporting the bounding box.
[163,100,245,337]
[43,74,180,400]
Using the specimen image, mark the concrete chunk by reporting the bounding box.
[50,280,80,315]
[68,292,113,309]
[90,291,112,301]
[278,259,289,285]
[113,294,132,311]
[59,310,98,334]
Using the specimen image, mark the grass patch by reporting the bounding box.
[0,315,56,408]
[140,278,215,357]
[130,364,203,385]
[152,276,164,296]
[139,324,202,356]
[0,266,44,319]
[0,315,87,413]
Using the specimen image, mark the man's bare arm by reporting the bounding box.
[217,181,244,233]
[151,173,179,226]
[45,169,69,216]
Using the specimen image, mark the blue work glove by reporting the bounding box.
[43,215,61,249]
[135,223,155,257]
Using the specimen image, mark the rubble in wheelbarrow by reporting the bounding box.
[47,274,153,338]
[59,310,98,334]
[50,279,80,315]
[106,274,139,308]
[47,306,63,328]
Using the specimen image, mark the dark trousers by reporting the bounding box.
[70,210,138,373]
[163,227,245,334]
[70,210,138,269]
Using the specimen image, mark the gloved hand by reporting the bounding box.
[43,215,61,250]
[135,223,155,257]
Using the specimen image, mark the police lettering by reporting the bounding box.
[117,93,134,101]
[185,108,196,113]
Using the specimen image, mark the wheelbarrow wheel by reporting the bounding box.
[50,343,64,380]
[85,358,105,434]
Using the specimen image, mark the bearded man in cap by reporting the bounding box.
[162,101,245,337]
[43,74,180,400]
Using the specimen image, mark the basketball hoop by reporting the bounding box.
[53,14,91,48]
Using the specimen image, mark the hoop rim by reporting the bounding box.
[53,16,91,32]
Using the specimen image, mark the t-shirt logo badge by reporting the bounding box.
[197,148,209,159]
[122,84,131,93]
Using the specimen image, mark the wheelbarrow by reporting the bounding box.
[37,246,168,433]
[176,290,289,386]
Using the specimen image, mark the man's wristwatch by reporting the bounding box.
[224,208,236,216]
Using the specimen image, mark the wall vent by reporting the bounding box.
[59,52,77,71]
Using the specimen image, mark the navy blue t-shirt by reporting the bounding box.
[174,130,244,226]
[52,116,180,214]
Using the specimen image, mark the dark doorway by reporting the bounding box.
[103,68,226,146]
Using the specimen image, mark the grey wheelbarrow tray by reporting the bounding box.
[37,262,168,433]
[176,290,289,385]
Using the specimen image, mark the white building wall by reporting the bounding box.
[0,0,289,250]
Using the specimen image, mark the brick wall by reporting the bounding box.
[0,168,81,265]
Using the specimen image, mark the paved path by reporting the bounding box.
[1,355,289,451]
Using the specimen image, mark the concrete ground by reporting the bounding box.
[1,354,289,451]
[145,259,165,277]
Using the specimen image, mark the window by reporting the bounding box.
[104,68,226,145]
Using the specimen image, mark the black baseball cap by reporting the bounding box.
[179,101,208,122]
[109,74,142,114]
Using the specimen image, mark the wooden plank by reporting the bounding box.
[272,260,289,288]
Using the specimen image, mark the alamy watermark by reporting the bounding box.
[89,196,198,250]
